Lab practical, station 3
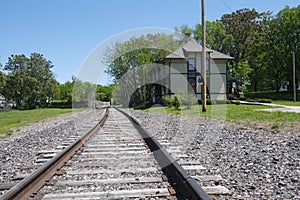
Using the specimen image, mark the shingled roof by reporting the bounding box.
[165,40,233,60]
[165,46,186,59]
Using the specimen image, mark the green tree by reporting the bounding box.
[270,6,300,92]
[3,53,58,109]
[229,60,252,92]
[221,8,265,93]
[96,84,114,101]
[104,33,179,106]
[256,6,300,92]
[175,25,194,40]
[58,81,74,103]
[245,12,271,92]
[72,78,96,103]
[221,8,265,64]
[0,71,6,95]
[193,20,233,54]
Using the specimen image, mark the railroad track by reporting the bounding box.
[1,108,213,200]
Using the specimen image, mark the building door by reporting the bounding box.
[188,77,196,93]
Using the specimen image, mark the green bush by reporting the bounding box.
[177,93,198,109]
[206,99,216,105]
[245,91,300,101]
[215,99,231,104]
[173,96,180,110]
[163,96,181,110]
[247,99,255,102]
[163,96,173,108]
[258,99,272,103]
[235,100,241,105]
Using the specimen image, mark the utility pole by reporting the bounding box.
[201,0,207,112]
[293,51,296,102]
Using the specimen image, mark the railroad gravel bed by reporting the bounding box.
[127,109,300,200]
[0,108,104,194]
[1,107,299,199]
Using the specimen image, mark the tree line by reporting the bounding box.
[1,5,298,109]
[0,53,113,110]
[106,6,299,99]
[176,6,299,93]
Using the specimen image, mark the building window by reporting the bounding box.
[206,58,209,77]
[188,58,195,71]
[206,58,209,71]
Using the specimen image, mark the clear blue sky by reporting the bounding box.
[0,0,299,84]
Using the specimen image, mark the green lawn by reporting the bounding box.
[141,103,300,127]
[0,108,74,137]
[272,100,300,106]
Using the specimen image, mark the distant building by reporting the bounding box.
[0,95,15,108]
[0,95,6,107]
[151,35,233,102]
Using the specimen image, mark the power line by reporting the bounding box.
[222,0,233,12]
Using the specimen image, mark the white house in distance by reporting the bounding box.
[151,34,233,102]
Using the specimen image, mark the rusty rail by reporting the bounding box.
[0,108,109,200]
[116,107,211,200]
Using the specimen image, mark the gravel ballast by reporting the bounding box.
[0,108,104,195]
[0,107,299,199]
[126,109,299,200]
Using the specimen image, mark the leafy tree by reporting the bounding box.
[58,81,74,103]
[96,84,114,101]
[104,33,179,106]
[3,53,57,109]
[254,6,300,92]
[241,11,271,92]
[270,6,300,92]
[175,25,194,41]
[0,71,6,95]
[72,78,96,103]
[229,60,252,92]
[220,8,266,93]
[105,33,178,80]
[221,8,265,64]
[193,20,233,54]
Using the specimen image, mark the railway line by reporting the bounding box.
[0,107,231,199]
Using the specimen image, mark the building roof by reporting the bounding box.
[182,40,213,53]
[165,47,186,59]
[210,50,234,60]
[164,40,233,60]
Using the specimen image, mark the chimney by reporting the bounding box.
[184,33,191,43]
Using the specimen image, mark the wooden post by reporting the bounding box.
[201,0,206,112]
[293,51,296,102]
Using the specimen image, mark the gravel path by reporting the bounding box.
[126,109,299,200]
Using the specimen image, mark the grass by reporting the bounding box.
[0,108,74,137]
[272,100,300,106]
[140,103,300,129]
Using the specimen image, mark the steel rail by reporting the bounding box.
[0,108,109,200]
[116,107,211,200]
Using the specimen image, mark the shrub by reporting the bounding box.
[258,99,272,103]
[163,96,181,110]
[247,99,255,102]
[235,100,241,105]
[215,99,231,104]
[206,99,216,105]
[163,96,173,108]
[173,96,180,110]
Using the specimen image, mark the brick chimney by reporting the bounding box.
[184,33,191,43]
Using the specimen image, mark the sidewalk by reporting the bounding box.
[235,101,300,113]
